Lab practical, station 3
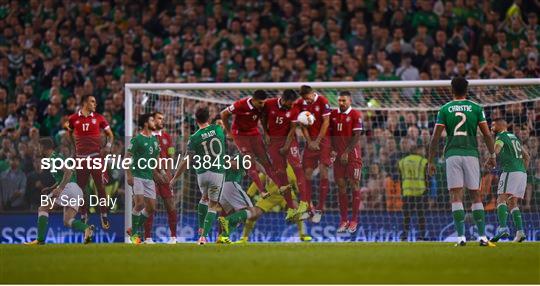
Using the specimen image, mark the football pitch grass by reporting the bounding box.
[1,242,539,284]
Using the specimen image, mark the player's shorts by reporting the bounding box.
[219,181,253,213]
[333,159,362,181]
[302,137,332,169]
[133,177,156,199]
[197,171,224,202]
[156,183,173,199]
[446,156,480,190]
[256,192,285,213]
[49,182,84,212]
[233,134,267,162]
[268,140,302,168]
[497,171,527,199]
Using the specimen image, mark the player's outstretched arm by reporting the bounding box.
[281,122,297,155]
[316,115,330,145]
[103,128,114,154]
[479,122,496,169]
[220,108,232,135]
[428,124,444,176]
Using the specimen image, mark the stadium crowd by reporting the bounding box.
[0,0,538,212]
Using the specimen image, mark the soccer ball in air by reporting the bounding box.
[297,111,315,126]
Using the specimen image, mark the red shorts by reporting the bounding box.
[333,159,362,181]
[156,183,173,199]
[268,139,302,169]
[302,137,332,169]
[232,134,267,161]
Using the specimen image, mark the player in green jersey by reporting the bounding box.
[170,107,227,245]
[126,113,164,244]
[214,118,259,244]
[428,76,496,247]
[490,118,529,243]
[26,138,94,245]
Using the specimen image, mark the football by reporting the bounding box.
[297,111,315,126]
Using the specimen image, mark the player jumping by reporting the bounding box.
[126,113,163,244]
[26,138,94,245]
[66,95,114,229]
[143,111,178,244]
[490,118,529,243]
[428,76,496,247]
[170,107,226,245]
[329,91,363,233]
[295,85,332,223]
[262,89,309,221]
[220,90,290,198]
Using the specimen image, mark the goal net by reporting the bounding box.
[124,79,540,243]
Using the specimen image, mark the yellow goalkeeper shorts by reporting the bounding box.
[256,193,286,212]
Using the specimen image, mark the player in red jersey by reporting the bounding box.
[330,91,363,233]
[142,111,178,244]
[262,89,309,221]
[220,90,289,198]
[66,95,114,229]
[294,85,332,223]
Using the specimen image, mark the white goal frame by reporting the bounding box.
[124,78,540,242]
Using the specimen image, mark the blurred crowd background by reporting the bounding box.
[0,0,538,213]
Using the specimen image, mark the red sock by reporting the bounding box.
[144,213,154,240]
[338,191,349,222]
[317,178,329,211]
[247,168,265,193]
[352,189,361,223]
[167,210,177,238]
[283,190,295,209]
[303,174,313,204]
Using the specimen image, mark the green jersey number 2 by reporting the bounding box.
[454,112,467,136]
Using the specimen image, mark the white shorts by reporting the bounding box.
[219,181,253,213]
[497,171,527,199]
[446,156,480,190]
[197,171,224,202]
[133,177,156,199]
[48,182,84,212]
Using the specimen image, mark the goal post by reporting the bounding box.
[124,79,540,243]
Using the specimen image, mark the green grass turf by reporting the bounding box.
[1,242,539,284]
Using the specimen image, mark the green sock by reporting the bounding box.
[37,215,48,242]
[511,208,523,231]
[242,219,256,239]
[227,210,248,226]
[197,203,208,230]
[497,203,509,228]
[203,211,217,237]
[70,219,89,232]
[132,214,140,236]
[451,203,465,236]
[472,203,486,236]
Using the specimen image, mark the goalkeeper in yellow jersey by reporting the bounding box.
[235,164,312,243]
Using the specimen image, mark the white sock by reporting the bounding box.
[471,202,484,211]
